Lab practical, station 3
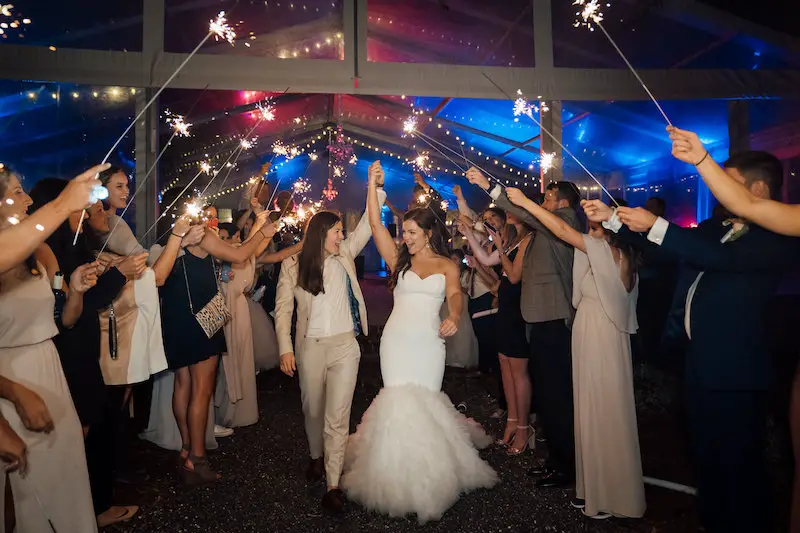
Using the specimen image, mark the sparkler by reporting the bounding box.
[272,141,288,156]
[240,138,254,150]
[79,10,238,243]
[413,152,432,175]
[168,114,192,137]
[483,72,619,206]
[540,152,556,174]
[402,116,418,137]
[292,178,311,196]
[572,0,671,125]
[255,101,276,122]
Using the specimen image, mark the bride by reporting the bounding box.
[341,161,498,522]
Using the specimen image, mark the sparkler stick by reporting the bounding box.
[97,86,210,255]
[574,0,671,125]
[75,12,237,241]
[482,73,620,207]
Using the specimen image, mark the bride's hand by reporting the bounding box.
[439,316,458,338]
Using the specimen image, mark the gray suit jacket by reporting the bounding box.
[491,188,580,326]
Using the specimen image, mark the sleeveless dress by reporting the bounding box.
[572,236,645,518]
[216,257,259,428]
[342,271,498,523]
[495,247,529,358]
[0,269,97,532]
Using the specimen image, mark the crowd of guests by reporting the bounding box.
[0,161,300,531]
[0,122,798,532]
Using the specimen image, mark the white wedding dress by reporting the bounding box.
[342,271,498,523]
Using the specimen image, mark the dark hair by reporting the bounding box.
[723,151,783,200]
[390,208,449,290]
[297,211,342,296]
[482,207,506,224]
[546,181,581,207]
[644,196,665,213]
[0,166,40,277]
[218,222,238,238]
[29,178,103,278]
[98,165,124,186]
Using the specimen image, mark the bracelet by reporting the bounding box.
[171,232,186,239]
[694,151,710,166]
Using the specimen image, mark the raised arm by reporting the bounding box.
[200,211,274,264]
[453,185,477,221]
[506,188,586,253]
[151,217,204,287]
[0,163,107,275]
[459,221,500,267]
[366,161,399,271]
[342,164,388,259]
[258,241,303,265]
[669,125,800,237]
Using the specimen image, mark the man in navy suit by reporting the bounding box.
[585,151,800,533]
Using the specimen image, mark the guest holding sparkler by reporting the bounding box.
[507,186,645,520]
[0,165,99,532]
[157,206,273,484]
[467,167,581,488]
[0,163,108,275]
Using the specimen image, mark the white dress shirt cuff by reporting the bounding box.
[646,216,670,245]
[601,210,623,233]
[489,185,502,200]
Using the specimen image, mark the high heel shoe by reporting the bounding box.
[507,425,535,456]
[495,418,517,447]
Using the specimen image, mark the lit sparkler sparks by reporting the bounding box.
[240,138,255,150]
[402,116,418,137]
[349,154,358,165]
[309,153,318,161]
[540,152,557,174]
[272,141,288,156]
[256,101,275,122]
[167,114,192,137]
[292,178,311,195]
[185,201,203,219]
[209,11,236,44]
[573,0,605,31]
[440,200,449,211]
[200,161,212,174]
[413,152,431,175]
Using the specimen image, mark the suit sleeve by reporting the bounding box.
[490,186,576,235]
[341,189,387,258]
[274,257,298,355]
[659,222,798,272]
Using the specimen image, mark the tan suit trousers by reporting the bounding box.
[297,331,360,487]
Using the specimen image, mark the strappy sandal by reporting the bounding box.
[495,418,518,447]
[182,454,221,486]
[177,444,190,467]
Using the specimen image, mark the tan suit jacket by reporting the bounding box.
[274,191,385,357]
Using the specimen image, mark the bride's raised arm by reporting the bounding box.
[367,161,399,272]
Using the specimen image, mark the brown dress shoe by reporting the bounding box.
[321,488,345,514]
[305,457,324,482]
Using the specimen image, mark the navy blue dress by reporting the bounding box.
[160,251,226,369]
[495,248,529,358]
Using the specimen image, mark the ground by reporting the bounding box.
[109,355,721,533]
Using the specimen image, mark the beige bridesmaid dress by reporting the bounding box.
[215,257,259,428]
[571,236,645,518]
[0,268,97,532]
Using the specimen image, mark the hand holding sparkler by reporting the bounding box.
[617,207,658,233]
[59,163,110,213]
[466,167,492,191]
[0,416,26,475]
[118,253,149,281]
[506,187,530,209]
[69,262,99,294]
[181,225,206,248]
[581,199,615,223]
[667,126,709,166]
